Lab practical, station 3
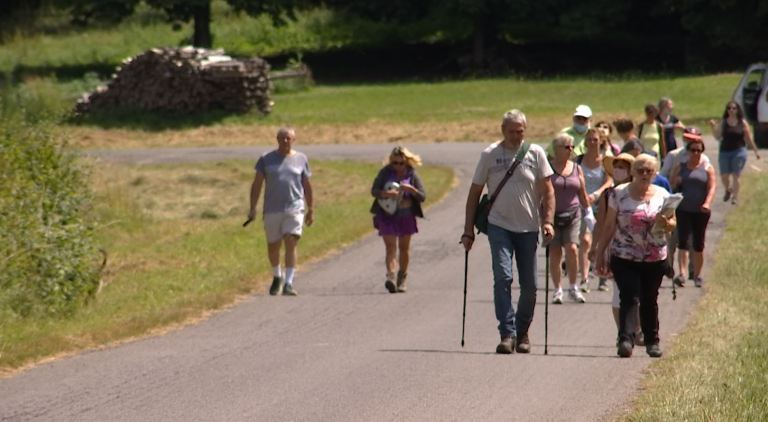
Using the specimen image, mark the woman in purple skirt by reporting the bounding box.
[370,147,427,293]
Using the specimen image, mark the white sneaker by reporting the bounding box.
[552,290,564,304]
[569,288,586,303]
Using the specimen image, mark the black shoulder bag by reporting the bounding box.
[474,142,531,234]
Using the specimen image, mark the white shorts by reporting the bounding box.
[263,210,304,244]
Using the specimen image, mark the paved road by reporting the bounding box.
[1,140,729,422]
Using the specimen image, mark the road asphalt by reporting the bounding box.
[0,138,731,421]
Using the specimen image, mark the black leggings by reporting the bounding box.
[676,209,711,252]
[610,257,666,346]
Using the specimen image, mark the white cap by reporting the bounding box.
[573,105,592,118]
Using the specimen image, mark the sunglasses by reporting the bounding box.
[635,168,654,175]
[391,161,406,166]
[688,149,704,154]
[561,145,574,151]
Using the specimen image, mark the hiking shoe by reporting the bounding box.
[282,283,298,296]
[384,272,397,294]
[496,336,514,354]
[646,344,663,358]
[515,332,531,354]
[579,279,590,293]
[673,275,686,288]
[617,340,633,358]
[396,271,407,293]
[724,189,731,202]
[569,288,586,303]
[694,276,703,288]
[634,331,645,347]
[597,279,609,291]
[552,290,564,304]
[269,276,283,296]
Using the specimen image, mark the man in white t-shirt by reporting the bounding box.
[461,109,555,355]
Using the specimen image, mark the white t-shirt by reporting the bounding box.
[659,147,710,179]
[472,141,553,233]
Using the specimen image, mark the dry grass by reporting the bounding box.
[68,116,589,150]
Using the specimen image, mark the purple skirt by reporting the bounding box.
[373,208,418,237]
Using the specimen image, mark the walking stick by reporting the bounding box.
[544,243,550,355]
[461,250,469,347]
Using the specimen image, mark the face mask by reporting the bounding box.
[613,168,628,182]
[573,123,588,133]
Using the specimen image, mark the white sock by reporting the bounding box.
[272,265,282,278]
[555,287,563,293]
[284,267,295,285]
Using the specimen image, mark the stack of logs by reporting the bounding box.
[74,46,273,115]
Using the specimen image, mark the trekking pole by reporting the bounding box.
[461,249,469,347]
[544,243,550,355]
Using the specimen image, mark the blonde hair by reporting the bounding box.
[632,153,658,172]
[386,146,422,167]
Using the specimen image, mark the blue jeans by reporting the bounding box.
[718,147,747,175]
[487,224,539,338]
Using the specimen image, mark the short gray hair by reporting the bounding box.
[552,133,574,148]
[276,126,295,139]
[502,109,527,127]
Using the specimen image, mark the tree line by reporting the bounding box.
[3,0,767,72]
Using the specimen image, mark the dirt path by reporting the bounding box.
[0,139,730,422]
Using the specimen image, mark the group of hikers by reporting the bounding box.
[247,98,760,359]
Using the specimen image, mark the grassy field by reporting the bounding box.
[620,171,768,422]
[0,158,455,374]
[66,73,741,150]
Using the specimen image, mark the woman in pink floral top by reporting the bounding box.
[595,154,676,359]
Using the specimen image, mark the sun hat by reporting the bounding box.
[682,126,703,141]
[603,153,636,179]
[574,105,593,118]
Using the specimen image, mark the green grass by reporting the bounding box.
[0,2,424,75]
[69,74,743,131]
[620,171,768,421]
[0,158,455,373]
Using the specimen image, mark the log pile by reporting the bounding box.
[74,46,273,115]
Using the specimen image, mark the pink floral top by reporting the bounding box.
[608,184,669,262]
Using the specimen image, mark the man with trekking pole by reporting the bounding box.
[461,109,556,354]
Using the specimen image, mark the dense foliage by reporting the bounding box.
[0,100,101,319]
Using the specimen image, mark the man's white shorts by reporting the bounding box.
[263,210,304,243]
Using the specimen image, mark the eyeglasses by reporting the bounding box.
[688,149,704,154]
[635,168,654,175]
[391,161,405,166]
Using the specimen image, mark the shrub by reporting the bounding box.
[0,101,101,318]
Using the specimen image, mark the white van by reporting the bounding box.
[732,63,768,147]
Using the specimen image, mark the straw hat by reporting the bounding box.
[603,153,636,180]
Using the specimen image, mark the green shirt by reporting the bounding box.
[545,126,588,158]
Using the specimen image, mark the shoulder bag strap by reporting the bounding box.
[487,142,531,209]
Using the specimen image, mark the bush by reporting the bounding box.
[0,102,101,318]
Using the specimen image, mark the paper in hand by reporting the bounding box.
[652,193,684,233]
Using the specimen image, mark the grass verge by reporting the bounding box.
[620,171,768,421]
[67,73,742,150]
[0,158,455,375]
